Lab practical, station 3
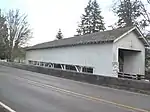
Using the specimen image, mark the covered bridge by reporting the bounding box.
[26,26,149,79]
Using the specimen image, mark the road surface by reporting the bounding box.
[0,65,150,112]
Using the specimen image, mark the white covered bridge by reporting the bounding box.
[25,26,149,79]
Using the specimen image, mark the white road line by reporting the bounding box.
[0,101,16,112]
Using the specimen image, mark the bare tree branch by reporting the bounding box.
[6,9,32,61]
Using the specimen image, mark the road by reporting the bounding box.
[0,65,150,112]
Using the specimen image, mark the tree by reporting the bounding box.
[13,47,26,63]
[6,9,32,61]
[76,0,105,35]
[91,0,105,33]
[0,10,8,59]
[76,0,92,35]
[145,34,150,79]
[112,0,150,28]
[56,29,63,39]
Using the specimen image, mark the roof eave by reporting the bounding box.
[113,26,150,47]
[135,27,150,47]
[26,40,113,51]
[114,26,136,43]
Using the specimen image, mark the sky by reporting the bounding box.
[0,0,149,46]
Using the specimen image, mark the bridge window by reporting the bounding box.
[82,67,93,73]
[54,64,61,69]
[66,65,76,71]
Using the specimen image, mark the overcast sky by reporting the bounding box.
[0,0,149,45]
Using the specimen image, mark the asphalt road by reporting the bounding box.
[0,65,150,112]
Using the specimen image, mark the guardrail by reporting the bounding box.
[118,72,145,80]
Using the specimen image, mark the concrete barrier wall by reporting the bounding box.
[1,62,150,94]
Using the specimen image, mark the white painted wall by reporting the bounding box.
[26,44,113,77]
[123,51,142,75]
[113,32,145,75]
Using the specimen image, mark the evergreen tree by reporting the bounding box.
[0,10,8,59]
[112,0,150,28]
[113,0,140,27]
[56,29,63,39]
[76,0,105,35]
[77,0,92,35]
[145,34,150,79]
[91,0,105,33]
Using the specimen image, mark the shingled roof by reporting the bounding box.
[27,26,136,50]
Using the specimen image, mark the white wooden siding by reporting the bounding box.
[26,44,113,77]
